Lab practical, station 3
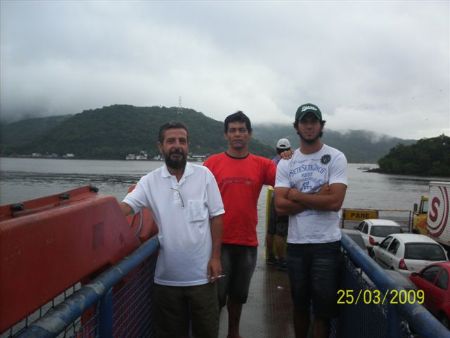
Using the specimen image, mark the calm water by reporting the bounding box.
[1,157,449,212]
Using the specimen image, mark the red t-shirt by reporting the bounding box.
[204,152,276,246]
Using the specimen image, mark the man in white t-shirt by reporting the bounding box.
[274,103,348,338]
[120,121,224,338]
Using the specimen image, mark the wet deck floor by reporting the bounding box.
[218,254,295,338]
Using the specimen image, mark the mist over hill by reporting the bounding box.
[252,124,416,163]
[1,105,417,162]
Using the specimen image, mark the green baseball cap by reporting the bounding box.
[295,103,322,122]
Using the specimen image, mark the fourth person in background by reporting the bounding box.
[266,138,292,271]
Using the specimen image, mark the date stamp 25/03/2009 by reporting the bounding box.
[337,289,425,305]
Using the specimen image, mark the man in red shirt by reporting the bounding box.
[204,111,276,338]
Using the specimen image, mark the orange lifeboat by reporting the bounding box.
[0,185,157,333]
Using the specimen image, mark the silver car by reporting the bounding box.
[355,219,403,256]
[373,233,448,276]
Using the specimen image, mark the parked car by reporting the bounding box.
[410,262,450,327]
[373,233,448,276]
[354,219,403,256]
[342,229,417,290]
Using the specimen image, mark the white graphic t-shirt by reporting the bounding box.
[275,144,348,244]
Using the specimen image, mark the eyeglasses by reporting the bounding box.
[170,188,185,208]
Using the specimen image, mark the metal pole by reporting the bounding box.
[98,288,113,338]
[387,305,400,338]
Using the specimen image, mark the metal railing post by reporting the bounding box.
[386,305,400,338]
[98,288,113,338]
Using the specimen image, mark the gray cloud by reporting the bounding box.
[1,1,448,139]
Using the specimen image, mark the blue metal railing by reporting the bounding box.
[17,237,159,338]
[340,233,450,338]
[12,233,450,338]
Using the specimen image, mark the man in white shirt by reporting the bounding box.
[120,121,224,338]
[274,103,348,338]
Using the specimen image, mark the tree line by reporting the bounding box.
[377,135,449,176]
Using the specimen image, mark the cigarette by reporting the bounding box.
[209,274,226,280]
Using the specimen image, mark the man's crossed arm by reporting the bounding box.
[274,183,347,216]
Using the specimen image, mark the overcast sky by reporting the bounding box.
[1,1,449,139]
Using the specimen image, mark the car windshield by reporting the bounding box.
[404,243,446,260]
[371,226,401,237]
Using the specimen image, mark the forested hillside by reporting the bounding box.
[0,104,429,163]
[0,105,273,159]
[377,135,450,176]
[1,115,71,147]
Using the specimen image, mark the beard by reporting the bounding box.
[297,130,323,144]
[164,149,187,169]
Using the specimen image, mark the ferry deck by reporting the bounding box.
[1,186,449,338]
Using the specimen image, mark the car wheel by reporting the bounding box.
[438,313,449,328]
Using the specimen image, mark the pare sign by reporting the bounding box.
[427,186,450,237]
[343,209,378,221]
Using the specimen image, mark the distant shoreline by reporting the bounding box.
[367,167,450,178]
[4,156,447,178]
[1,155,379,165]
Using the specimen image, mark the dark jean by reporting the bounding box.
[218,244,257,307]
[287,241,342,318]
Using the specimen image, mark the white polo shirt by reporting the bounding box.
[123,163,224,286]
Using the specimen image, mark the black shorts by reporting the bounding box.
[267,217,277,235]
[287,241,342,318]
[268,220,288,237]
[267,197,288,237]
[218,244,257,307]
[275,221,288,237]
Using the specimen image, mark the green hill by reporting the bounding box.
[0,105,274,159]
[0,115,71,149]
[1,104,430,164]
[377,135,450,176]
